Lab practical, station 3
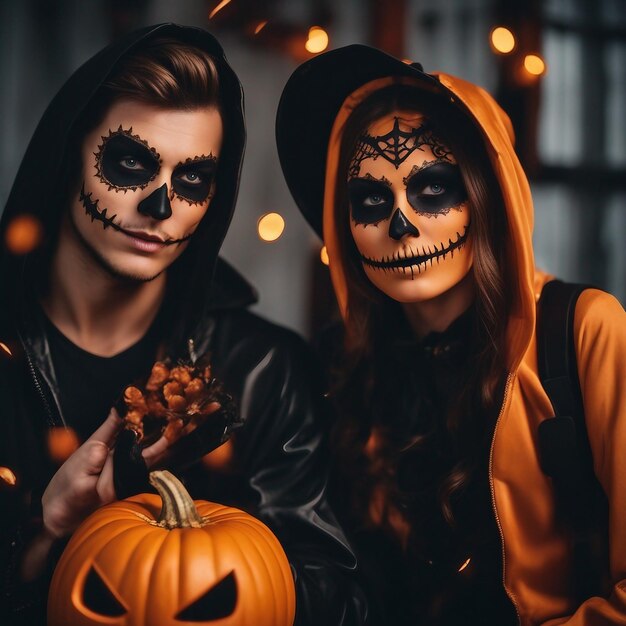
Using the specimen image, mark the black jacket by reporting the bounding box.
[0,23,367,625]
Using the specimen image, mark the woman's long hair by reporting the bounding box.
[329,84,513,542]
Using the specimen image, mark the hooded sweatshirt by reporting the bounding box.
[0,24,367,626]
[290,69,626,624]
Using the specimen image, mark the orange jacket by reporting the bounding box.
[322,75,626,625]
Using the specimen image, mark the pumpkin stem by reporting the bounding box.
[149,470,204,529]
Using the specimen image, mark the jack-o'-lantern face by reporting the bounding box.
[348,110,473,303]
[48,472,296,626]
[70,560,237,624]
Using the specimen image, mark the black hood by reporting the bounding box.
[1,23,255,350]
[276,45,444,239]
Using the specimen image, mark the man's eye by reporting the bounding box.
[120,157,145,170]
[179,171,202,185]
[364,194,385,206]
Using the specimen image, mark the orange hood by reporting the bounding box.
[322,75,538,372]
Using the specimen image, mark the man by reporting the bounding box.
[0,24,366,625]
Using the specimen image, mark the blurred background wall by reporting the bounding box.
[1,0,624,337]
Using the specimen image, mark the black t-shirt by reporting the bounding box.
[44,313,163,442]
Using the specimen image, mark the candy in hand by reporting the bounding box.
[121,360,236,446]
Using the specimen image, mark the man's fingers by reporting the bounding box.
[96,450,116,503]
[83,441,112,475]
[205,401,221,416]
[87,408,123,446]
[142,435,170,466]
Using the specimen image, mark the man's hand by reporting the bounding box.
[21,410,122,582]
[142,402,227,472]
[42,409,122,539]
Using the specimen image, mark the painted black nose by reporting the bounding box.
[389,208,420,240]
[137,184,172,220]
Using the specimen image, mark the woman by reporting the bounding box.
[276,45,626,625]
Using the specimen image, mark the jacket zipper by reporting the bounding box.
[21,340,63,428]
[489,372,522,625]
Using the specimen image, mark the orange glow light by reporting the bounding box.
[47,427,80,464]
[254,20,268,35]
[320,246,330,266]
[209,0,232,19]
[5,214,43,255]
[490,26,516,54]
[524,54,546,76]
[458,557,472,572]
[305,26,329,54]
[0,467,17,486]
[258,213,285,242]
[0,342,12,357]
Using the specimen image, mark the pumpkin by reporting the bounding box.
[48,470,296,626]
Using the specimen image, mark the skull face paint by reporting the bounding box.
[96,126,161,191]
[95,127,218,207]
[71,99,222,281]
[348,110,473,303]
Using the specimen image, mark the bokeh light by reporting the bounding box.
[47,427,80,464]
[320,246,330,266]
[0,467,17,487]
[254,20,268,35]
[0,342,12,357]
[458,557,472,572]
[490,27,516,54]
[305,27,329,54]
[258,213,285,242]
[524,54,546,76]
[208,0,232,20]
[5,214,43,255]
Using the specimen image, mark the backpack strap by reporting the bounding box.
[536,280,591,489]
[536,279,609,601]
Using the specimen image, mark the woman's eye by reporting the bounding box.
[364,194,385,206]
[422,183,445,195]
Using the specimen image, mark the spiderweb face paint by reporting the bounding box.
[347,110,473,304]
[348,117,452,179]
[69,100,223,282]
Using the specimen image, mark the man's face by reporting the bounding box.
[347,110,473,303]
[71,99,223,282]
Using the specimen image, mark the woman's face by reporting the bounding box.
[347,109,473,303]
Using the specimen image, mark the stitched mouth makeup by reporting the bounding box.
[359,223,470,277]
[79,183,193,246]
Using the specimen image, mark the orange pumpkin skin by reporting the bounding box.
[48,477,296,626]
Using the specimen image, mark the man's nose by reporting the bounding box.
[137,183,172,220]
[388,208,419,240]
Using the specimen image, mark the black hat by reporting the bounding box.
[275,44,455,238]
